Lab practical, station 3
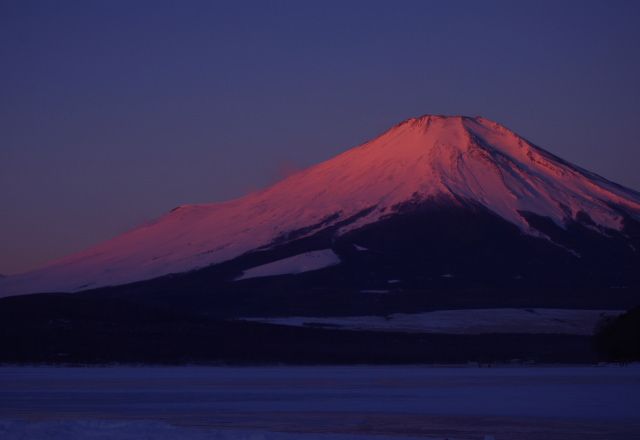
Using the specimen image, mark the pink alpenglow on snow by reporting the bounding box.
[1,115,639,297]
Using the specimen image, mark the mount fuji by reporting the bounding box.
[2,115,639,300]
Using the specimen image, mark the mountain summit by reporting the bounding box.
[2,115,640,297]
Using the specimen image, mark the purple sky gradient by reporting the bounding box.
[1,0,639,275]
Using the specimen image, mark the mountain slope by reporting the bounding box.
[2,115,640,297]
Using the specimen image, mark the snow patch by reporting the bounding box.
[243,308,623,335]
[235,249,340,281]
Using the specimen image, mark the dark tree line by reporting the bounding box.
[594,306,640,362]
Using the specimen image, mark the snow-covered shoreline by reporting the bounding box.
[242,308,623,335]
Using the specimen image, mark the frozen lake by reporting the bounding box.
[1,365,639,439]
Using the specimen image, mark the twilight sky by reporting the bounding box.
[1,0,639,275]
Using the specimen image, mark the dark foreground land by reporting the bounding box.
[0,293,598,364]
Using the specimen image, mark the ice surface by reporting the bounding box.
[243,308,623,335]
[235,249,341,280]
[0,419,439,440]
[1,366,639,440]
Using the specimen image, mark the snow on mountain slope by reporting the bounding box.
[235,249,340,281]
[2,115,640,296]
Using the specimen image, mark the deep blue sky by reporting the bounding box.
[1,0,639,274]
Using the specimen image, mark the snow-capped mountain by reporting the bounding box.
[2,115,640,298]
